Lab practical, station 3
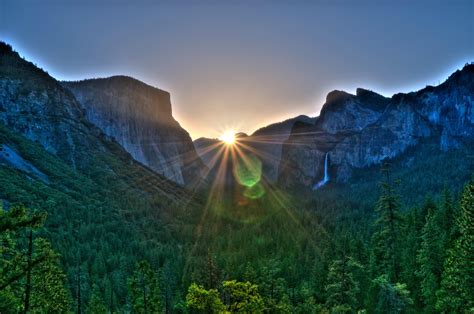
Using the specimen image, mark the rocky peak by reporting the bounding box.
[63,77,205,186]
[318,89,386,134]
[0,42,99,168]
[355,88,390,111]
[279,63,474,187]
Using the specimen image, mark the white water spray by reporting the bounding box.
[313,153,329,190]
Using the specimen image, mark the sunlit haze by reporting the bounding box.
[219,130,236,145]
[1,0,472,139]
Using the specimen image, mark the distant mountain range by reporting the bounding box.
[194,64,473,190]
[279,64,474,188]
[1,39,472,194]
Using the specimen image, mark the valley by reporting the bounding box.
[0,40,473,313]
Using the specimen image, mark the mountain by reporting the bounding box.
[193,115,312,183]
[279,64,474,188]
[63,77,205,186]
[248,115,313,182]
[193,136,221,168]
[0,42,201,307]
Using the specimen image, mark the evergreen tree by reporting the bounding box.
[29,238,72,313]
[370,165,402,282]
[373,275,412,314]
[0,205,71,313]
[258,259,289,312]
[399,207,423,309]
[242,262,257,283]
[325,256,361,313]
[436,181,474,312]
[294,281,321,314]
[416,199,444,312]
[128,260,162,313]
[205,249,220,290]
[310,255,327,304]
[86,285,107,314]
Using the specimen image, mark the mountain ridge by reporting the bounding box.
[279,63,474,187]
[62,76,206,186]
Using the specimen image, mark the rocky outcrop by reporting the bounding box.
[63,77,205,186]
[0,144,48,183]
[279,63,474,187]
[0,41,189,200]
[247,115,313,182]
[0,42,102,169]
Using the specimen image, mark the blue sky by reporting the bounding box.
[1,0,473,138]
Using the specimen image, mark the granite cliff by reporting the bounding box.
[279,64,474,188]
[63,77,205,186]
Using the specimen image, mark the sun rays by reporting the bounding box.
[219,130,236,145]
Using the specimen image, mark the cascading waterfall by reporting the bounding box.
[313,152,329,190]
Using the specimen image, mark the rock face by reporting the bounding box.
[0,144,48,183]
[279,63,474,187]
[0,41,188,200]
[248,115,314,182]
[0,43,102,169]
[63,77,205,186]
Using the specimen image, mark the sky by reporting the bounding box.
[1,0,473,139]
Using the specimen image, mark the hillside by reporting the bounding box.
[0,41,203,309]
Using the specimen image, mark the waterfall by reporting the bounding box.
[313,153,329,190]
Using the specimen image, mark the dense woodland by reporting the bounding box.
[1,150,473,313]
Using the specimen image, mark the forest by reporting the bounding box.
[1,159,472,313]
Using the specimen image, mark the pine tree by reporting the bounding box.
[86,285,107,314]
[325,255,361,313]
[30,238,72,313]
[416,199,444,312]
[128,260,162,313]
[436,181,474,312]
[205,249,220,290]
[0,205,71,313]
[242,262,257,283]
[399,207,423,309]
[370,165,402,282]
[373,275,412,314]
[258,259,288,312]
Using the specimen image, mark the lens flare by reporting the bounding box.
[244,182,265,199]
[219,130,235,145]
[233,154,262,188]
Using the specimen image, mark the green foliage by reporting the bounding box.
[29,238,73,313]
[436,180,474,313]
[86,285,107,314]
[1,113,473,312]
[185,283,225,313]
[325,256,361,313]
[370,166,403,282]
[223,280,264,313]
[0,123,198,310]
[372,275,412,314]
[128,260,162,313]
[416,199,444,311]
[0,205,71,313]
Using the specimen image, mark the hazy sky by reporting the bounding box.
[1,0,473,139]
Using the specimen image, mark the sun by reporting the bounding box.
[219,130,236,145]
